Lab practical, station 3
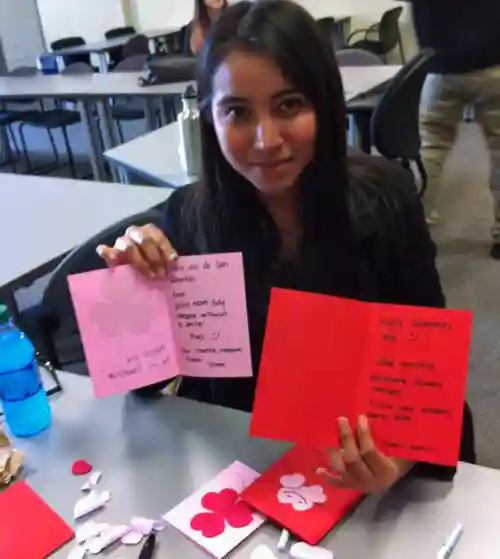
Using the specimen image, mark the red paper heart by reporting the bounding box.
[225,500,254,528]
[71,460,92,476]
[202,489,238,514]
[190,512,226,538]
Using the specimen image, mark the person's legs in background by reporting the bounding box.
[419,74,464,224]
[473,66,500,258]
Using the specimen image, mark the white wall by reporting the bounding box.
[0,0,45,69]
[130,0,193,31]
[36,0,127,47]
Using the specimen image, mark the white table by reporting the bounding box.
[14,372,500,559]
[105,66,401,187]
[0,73,193,181]
[0,174,173,296]
[47,26,181,73]
[105,122,193,187]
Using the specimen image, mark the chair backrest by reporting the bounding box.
[336,48,383,67]
[114,53,150,72]
[122,34,150,59]
[61,62,94,74]
[105,26,136,40]
[39,208,165,363]
[51,36,85,50]
[378,7,403,53]
[370,49,435,160]
[51,36,91,67]
[316,17,344,52]
[8,66,37,76]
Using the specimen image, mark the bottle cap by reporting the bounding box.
[183,84,197,99]
[0,304,11,325]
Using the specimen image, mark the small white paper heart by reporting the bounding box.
[152,518,167,532]
[86,525,130,554]
[75,520,101,543]
[121,530,144,545]
[74,491,108,520]
[131,517,155,535]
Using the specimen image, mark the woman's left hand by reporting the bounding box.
[317,416,414,494]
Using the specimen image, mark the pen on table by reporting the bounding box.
[437,523,464,559]
[138,533,156,559]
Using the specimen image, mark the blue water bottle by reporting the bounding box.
[0,304,51,437]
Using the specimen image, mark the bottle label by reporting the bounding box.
[0,361,42,402]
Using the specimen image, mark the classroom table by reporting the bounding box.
[47,27,180,73]
[0,73,193,180]
[104,65,401,187]
[0,174,173,298]
[12,371,500,558]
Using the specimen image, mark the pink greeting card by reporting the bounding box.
[163,462,265,558]
[68,253,252,398]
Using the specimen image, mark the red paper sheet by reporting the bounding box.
[242,446,363,544]
[251,288,473,466]
[0,481,74,559]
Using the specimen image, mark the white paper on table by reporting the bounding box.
[74,490,110,519]
[86,525,130,554]
[163,461,265,559]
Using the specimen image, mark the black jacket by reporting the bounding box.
[407,0,500,73]
[143,154,475,479]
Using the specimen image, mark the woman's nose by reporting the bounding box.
[254,118,283,150]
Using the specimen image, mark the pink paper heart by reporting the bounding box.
[280,474,305,488]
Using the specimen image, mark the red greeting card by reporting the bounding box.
[251,289,473,466]
[241,446,363,545]
[0,481,74,559]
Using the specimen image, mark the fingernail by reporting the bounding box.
[169,252,178,262]
[359,415,368,429]
[95,245,104,256]
[338,417,349,432]
[115,238,131,252]
[129,229,145,245]
[157,268,166,278]
[149,271,156,279]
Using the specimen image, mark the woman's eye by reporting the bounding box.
[278,97,306,115]
[221,105,251,123]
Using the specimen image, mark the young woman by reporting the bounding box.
[190,0,228,54]
[98,0,475,493]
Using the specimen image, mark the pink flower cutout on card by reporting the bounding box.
[88,269,169,338]
[190,489,254,538]
[277,474,327,512]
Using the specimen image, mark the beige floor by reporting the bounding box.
[432,121,500,468]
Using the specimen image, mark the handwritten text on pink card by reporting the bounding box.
[68,253,252,398]
[168,253,253,378]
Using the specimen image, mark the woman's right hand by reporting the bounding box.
[96,223,178,279]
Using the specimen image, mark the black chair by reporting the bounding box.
[155,25,191,56]
[105,26,137,68]
[122,34,150,59]
[111,54,152,142]
[16,63,93,177]
[51,36,92,67]
[370,49,435,195]
[316,17,345,52]
[337,49,384,154]
[34,209,164,373]
[347,7,405,63]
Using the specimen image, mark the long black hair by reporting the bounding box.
[191,0,361,298]
[195,0,229,32]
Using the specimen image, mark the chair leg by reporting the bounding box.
[398,33,406,63]
[116,120,125,144]
[18,124,33,173]
[61,126,77,178]
[5,126,17,173]
[415,156,428,197]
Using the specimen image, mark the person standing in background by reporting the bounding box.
[190,0,228,54]
[409,0,500,258]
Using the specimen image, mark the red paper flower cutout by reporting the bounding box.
[190,488,254,538]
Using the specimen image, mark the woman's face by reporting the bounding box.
[211,51,317,197]
[204,0,225,10]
